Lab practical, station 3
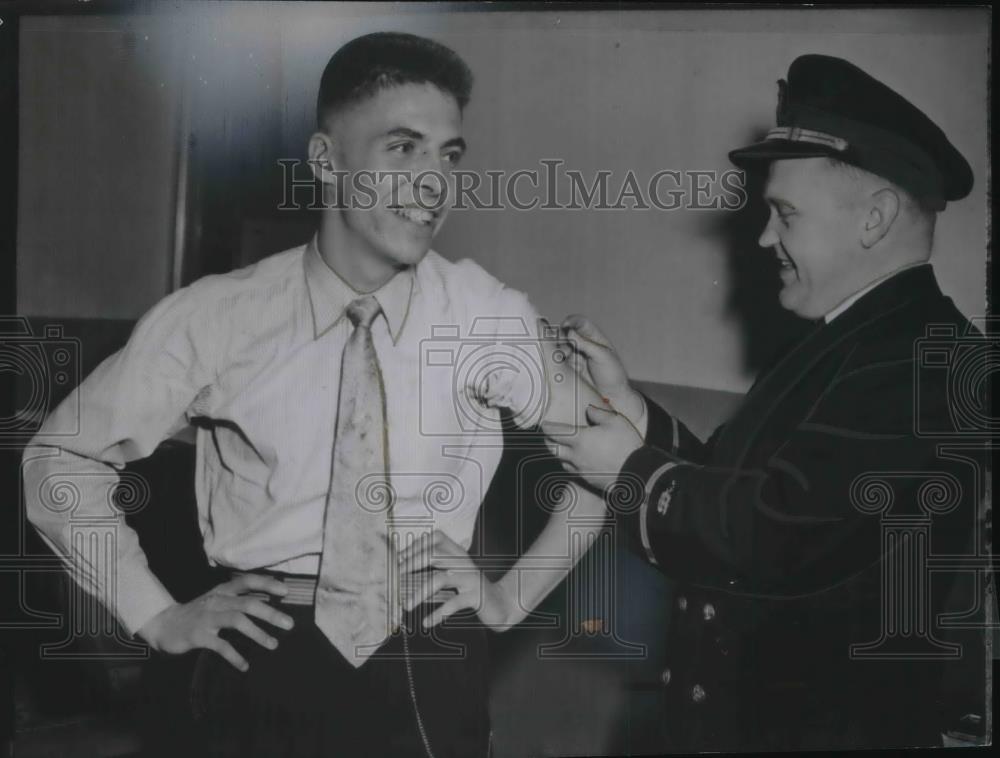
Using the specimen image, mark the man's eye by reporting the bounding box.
[389,142,414,155]
[775,209,794,225]
[442,151,463,167]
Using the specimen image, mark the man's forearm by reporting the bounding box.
[22,444,176,637]
[493,480,605,627]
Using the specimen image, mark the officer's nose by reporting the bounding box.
[758,220,779,249]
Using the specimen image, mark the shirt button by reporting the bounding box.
[691,684,707,704]
[677,595,688,612]
[660,668,672,686]
[715,636,729,656]
[703,603,716,621]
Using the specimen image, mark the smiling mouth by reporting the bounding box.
[775,248,796,273]
[389,206,437,227]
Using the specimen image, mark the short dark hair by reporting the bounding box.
[826,157,939,219]
[316,32,473,128]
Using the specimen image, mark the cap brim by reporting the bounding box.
[728,139,839,169]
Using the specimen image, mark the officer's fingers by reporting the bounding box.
[224,573,289,599]
[561,313,593,334]
[562,316,613,353]
[557,443,584,471]
[543,437,561,459]
[205,635,249,672]
[540,421,579,446]
[586,404,618,426]
[560,458,580,475]
[562,329,603,363]
[568,350,594,382]
[224,611,278,651]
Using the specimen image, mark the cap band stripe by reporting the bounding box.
[766,126,848,152]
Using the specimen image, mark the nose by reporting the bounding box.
[411,148,448,178]
[412,158,448,205]
[758,218,779,248]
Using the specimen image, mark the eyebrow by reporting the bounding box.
[442,136,467,153]
[384,127,466,153]
[764,194,794,210]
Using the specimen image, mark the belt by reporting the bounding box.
[231,570,457,607]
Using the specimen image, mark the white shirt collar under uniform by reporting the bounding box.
[823,261,930,324]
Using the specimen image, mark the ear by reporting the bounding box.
[307,131,339,185]
[860,187,900,249]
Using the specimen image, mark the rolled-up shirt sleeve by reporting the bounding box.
[22,281,220,636]
[472,282,600,429]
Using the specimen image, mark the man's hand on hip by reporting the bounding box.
[137,573,294,672]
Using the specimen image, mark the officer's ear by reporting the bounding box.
[860,187,900,249]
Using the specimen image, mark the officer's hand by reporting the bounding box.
[396,530,516,632]
[137,573,295,672]
[560,315,644,421]
[542,404,644,493]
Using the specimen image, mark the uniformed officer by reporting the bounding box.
[543,54,986,751]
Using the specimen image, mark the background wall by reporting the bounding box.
[17,5,989,394]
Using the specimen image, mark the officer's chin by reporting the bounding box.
[777,282,818,319]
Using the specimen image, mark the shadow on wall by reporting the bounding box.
[702,130,813,378]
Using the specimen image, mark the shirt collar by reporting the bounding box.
[303,236,414,343]
[823,261,930,324]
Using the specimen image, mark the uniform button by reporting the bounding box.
[703,603,716,621]
[660,667,672,686]
[691,684,707,704]
[677,595,687,611]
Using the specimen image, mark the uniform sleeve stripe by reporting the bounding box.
[639,461,680,566]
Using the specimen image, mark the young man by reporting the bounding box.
[23,32,606,757]
[544,55,986,751]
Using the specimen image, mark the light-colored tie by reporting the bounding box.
[315,295,398,668]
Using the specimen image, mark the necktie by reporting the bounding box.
[315,295,398,668]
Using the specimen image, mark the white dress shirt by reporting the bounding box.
[23,239,550,636]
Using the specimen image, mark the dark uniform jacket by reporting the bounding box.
[619,264,988,751]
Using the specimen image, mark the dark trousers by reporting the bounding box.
[182,576,491,758]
